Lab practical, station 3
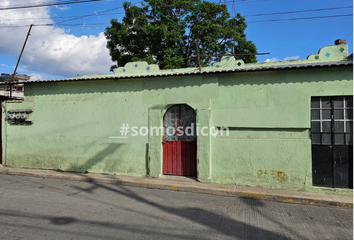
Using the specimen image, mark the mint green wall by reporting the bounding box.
[1,47,353,194]
[212,68,352,127]
[2,79,149,176]
[2,77,214,177]
[209,68,352,192]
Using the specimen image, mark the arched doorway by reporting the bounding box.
[163,104,197,176]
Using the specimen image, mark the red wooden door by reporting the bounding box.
[163,105,197,176]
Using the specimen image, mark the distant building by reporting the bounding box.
[0,73,29,100]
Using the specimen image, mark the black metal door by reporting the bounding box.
[311,96,353,189]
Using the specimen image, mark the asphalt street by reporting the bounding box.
[0,174,352,240]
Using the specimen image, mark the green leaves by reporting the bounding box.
[104,0,257,71]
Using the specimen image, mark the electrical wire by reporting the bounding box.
[0,13,352,29]
[0,0,105,11]
[247,13,353,23]
[0,12,124,21]
[0,1,352,28]
[46,28,80,77]
[56,1,143,24]
[244,6,353,17]
[35,7,80,77]
[223,0,270,4]
[1,5,351,22]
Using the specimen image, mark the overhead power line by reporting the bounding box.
[30,6,81,77]
[0,5,352,22]
[0,0,143,21]
[244,6,353,17]
[0,13,352,29]
[0,12,124,21]
[223,0,267,4]
[55,13,353,25]
[247,13,353,23]
[56,1,143,24]
[0,0,105,11]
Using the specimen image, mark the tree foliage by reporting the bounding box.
[105,0,257,71]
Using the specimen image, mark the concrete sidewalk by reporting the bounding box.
[0,165,352,208]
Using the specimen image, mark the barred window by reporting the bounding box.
[311,96,353,145]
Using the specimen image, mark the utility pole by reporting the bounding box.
[10,24,34,98]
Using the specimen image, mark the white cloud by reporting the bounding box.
[264,58,281,62]
[28,73,44,81]
[283,55,300,61]
[0,63,9,67]
[28,72,63,81]
[0,0,113,78]
[16,67,28,72]
[264,55,301,63]
[55,5,70,11]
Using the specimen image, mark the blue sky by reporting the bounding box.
[0,0,352,80]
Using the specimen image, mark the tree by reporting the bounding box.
[105,0,257,71]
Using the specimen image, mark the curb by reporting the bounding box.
[0,168,352,209]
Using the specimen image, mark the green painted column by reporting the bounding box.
[148,108,163,177]
[197,108,212,182]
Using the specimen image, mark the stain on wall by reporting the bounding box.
[257,170,288,183]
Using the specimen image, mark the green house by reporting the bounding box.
[1,41,353,195]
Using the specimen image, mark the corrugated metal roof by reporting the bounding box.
[1,60,352,85]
